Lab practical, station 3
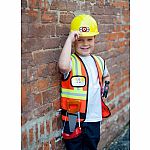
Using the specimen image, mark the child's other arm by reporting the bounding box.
[102,73,110,87]
[58,31,80,73]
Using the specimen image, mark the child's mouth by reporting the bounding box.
[80,46,90,51]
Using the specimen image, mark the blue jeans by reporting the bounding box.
[63,121,101,150]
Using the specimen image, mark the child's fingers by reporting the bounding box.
[74,31,81,40]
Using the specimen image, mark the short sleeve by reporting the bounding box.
[63,60,72,79]
[103,64,109,77]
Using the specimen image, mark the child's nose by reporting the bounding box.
[83,40,88,45]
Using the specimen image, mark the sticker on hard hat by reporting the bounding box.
[71,76,86,87]
[79,27,90,32]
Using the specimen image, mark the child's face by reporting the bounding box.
[74,36,95,56]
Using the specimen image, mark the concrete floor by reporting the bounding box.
[105,124,130,150]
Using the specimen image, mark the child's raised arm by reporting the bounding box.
[58,31,80,73]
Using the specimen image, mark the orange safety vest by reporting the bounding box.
[61,53,111,122]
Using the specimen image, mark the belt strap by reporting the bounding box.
[61,109,86,119]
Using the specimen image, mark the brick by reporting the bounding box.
[56,24,70,36]
[81,2,93,11]
[21,114,27,126]
[34,93,42,106]
[56,115,62,130]
[43,37,61,50]
[104,7,115,15]
[115,88,122,97]
[27,9,39,23]
[49,74,61,87]
[118,40,126,48]
[22,38,43,53]
[60,36,68,48]
[39,0,50,11]
[98,24,114,34]
[117,32,125,39]
[38,144,43,150]
[112,2,129,9]
[33,103,53,117]
[108,102,115,110]
[106,41,113,50]
[123,15,130,23]
[47,62,57,76]
[43,141,50,150]
[41,11,57,23]
[29,128,34,144]
[98,15,114,24]
[22,23,29,38]
[52,116,57,131]
[98,0,104,7]
[21,53,35,69]
[55,139,65,150]
[30,81,39,94]
[112,98,129,115]
[21,11,30,23]
[60,12,74,24]
[46,120,50,134]
[50,0,67,10]
[95,33,106,43]
[53,49,61,62]
[53,99,60,111]
[38,78,49,91]
[106,33,118,41]
[108,93,114,101]
[32,50,55,65]
[113,15,122,24]
[94,42,107,52]
[22,131,27,148]
[92,6,104,15]
[28,24,56,38]
[103,25,114,33]
[28,0,39,10]
[113,8,122,16]
[50,138,56,150]
[22,69,27,83]
[27,66,38,82]
[42,86,60,104]
[113,25,122,32]
[66,1,78,11]
[35,124,38,143]
[122,84,128,93]
[122,76,129,84]
[37,64,49,77]
[22,84,30,110]
[40,122,44,135]
[117,47,125,53]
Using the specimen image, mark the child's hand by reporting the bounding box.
[68,31,80,43]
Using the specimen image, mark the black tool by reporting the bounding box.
[102,81,110,98]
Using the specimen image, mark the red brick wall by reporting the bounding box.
[21,0,130,149]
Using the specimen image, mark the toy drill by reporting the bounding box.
[102,81,110,98]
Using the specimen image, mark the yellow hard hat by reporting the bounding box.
[70,14,99,37]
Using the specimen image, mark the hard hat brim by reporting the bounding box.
[71,31,99,37]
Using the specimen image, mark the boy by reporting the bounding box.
[58,14,111,150]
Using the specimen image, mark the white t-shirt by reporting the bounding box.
[63,55,109,122]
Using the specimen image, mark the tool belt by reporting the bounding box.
[62,100,82,140]
[61,98,111,140]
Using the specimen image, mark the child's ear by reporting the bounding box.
[72,42,75,50]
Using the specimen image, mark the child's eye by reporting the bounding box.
[88,39,92,41]
[77,39,82,42]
